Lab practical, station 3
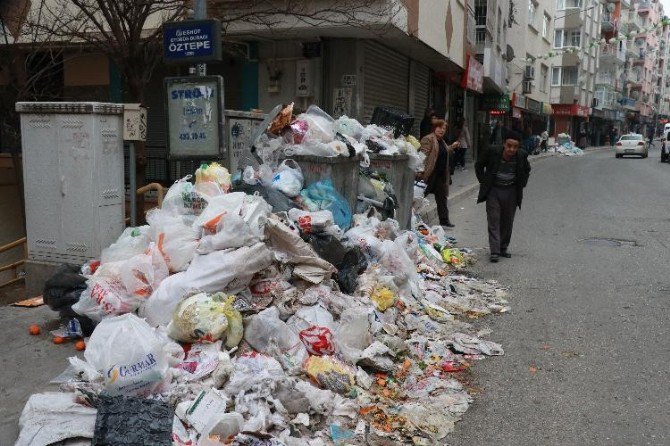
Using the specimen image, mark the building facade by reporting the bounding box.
[549,0,602,142]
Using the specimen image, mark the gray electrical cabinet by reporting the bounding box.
[16,102,125,265]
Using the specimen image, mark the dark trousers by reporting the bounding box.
[430,177,450,225]
[486,186,517,254]
[454,147,467,167]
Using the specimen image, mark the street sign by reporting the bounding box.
[163,19,222,64]
[165,76,224,159]
[123,104,147,141]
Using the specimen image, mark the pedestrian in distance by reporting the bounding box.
[475,129,531,263]
[419,107,437,139]
[455,117,472,170]
[419,119,460,228]
[540,129,549,152]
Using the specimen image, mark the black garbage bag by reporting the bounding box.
[43,264,96,336]
[93,395,173,446]
[306,233,367,294]
[233,182,298,213]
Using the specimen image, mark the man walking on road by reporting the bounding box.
[475,130,531,263]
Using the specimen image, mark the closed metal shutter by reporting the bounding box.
[411,61,430,135]
[363,41,410,124]
[143,68,169,182]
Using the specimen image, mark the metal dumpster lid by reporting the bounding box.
[15,102,124,115]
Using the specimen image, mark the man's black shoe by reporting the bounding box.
[490,254,499,263]
[500,252,511,258]
[442,222,455,228]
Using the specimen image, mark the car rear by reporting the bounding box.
[615,134,648,158]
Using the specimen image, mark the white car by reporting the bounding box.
[615,134,648,158]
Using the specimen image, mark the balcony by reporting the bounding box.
[596,72,615,86]
[627,12,643,30]
[632,49,646,64]
[599,43,626,65]
[595,88,618,109]
[475,27,492,54]
[601,12,615,32]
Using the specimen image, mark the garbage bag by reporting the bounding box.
[334,115,365,140]
[300,180,352,230]
[119,243,169,300]
[305,232,366,293]
[194,192,271,253]
[84,314,172,396]
[233,182,298,213]
[167,292,242,344]
[42,264,97,334]
[287,304,336,356]
[16,392,97,446]
[303,355,356,394]
[288,208,334,234]
[335,306,373,363]
[272,159,304,197]
[297,105,335,143]
[242,164,274,187]
[142,243,273,326]
[224,353,286,395]
[162,176,209,215]
[100,226,151,264]
[93,395,173,446]
[195,161,232,194]
[72,262,136,321]
[244,306,309,374]
[147,209,198,272]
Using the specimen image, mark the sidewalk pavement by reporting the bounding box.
[419,145,612,225]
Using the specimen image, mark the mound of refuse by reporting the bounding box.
[20,108,510,446]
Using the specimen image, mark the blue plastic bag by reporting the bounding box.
[300,179,352,230]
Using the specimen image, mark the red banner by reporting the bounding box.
[461,55,484,93]
[551,104,590,117]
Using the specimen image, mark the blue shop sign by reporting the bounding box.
[163,19,221,63]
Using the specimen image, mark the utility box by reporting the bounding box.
[16,102,125,265]
[224,110,266,174]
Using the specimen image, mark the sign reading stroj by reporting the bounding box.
[165,76,224,158]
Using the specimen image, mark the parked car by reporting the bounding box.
[662,136,670,163]
[615,134,648,158]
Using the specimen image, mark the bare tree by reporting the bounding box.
[5,0,402,222]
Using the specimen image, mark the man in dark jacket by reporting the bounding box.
[475,130,531,263]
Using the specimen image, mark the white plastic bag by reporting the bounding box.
[287,209,335,234]
[194,192,271,253]
[100,226,151,264]
[244,306,309,374]
[168,292,242,344]
[147,208,198,272]
[16,392,97,446]
[224,353,286,395]
[142,243,273,326]
[84,314,171,396]
[195,162,232,195]
[163,176,209,215]
[271,159,304,197]
[119,243,169,299]
[334,115,365,140]
[72,262,135,321]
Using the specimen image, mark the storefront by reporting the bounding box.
[551,104,590,142]
[480,93,511,146]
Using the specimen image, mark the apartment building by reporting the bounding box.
[505,0,556,134]
[658,20,670,118]
[549,0,602,141]
[591,0,632,144]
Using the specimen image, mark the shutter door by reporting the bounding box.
[363,41,410,124]
[143,68,169,182]
[412,61,430,135]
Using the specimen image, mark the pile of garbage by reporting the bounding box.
[251,103,423,166]
[551,133,584,156]
[18,112,510,446]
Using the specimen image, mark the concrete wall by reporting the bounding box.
[63,53,109,86]
[256,40,323,113]
[415,0,466,68]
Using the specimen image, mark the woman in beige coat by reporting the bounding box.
[419,119,460,227]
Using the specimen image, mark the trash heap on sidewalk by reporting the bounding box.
[18,105,510,446]
[551,133,584,156]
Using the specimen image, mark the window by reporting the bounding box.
[562,67,578,85]
[569,30,581,47]
[529,0,537,27]
[557,0,582,9]
[542,14,550,38]
[556,0,564,10]
[554,29,581,48]
[551,67,579,86]
[554,30,563,48]
[541,65,549,92]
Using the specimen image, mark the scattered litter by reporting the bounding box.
[12,296,45,307]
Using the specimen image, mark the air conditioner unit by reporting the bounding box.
[524,65,535,79]
[522,80,533,94]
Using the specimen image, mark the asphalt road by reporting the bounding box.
[447,145,670,445]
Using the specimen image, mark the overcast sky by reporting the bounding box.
[662,0,670,17]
